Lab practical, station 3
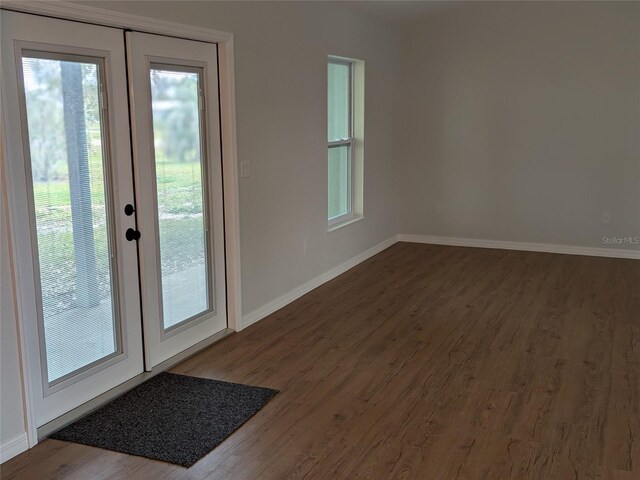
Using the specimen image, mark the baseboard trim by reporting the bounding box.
[0,432,28,463]
[240,236,398,329]
[397,234,640,260]
[240,232,637,330]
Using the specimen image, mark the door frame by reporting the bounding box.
[0,1,242,448]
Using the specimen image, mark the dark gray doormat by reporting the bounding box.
[50,372,279,467]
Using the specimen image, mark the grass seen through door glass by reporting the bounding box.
[33,153,205,315]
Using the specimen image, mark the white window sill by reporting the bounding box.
[327,215,365,232]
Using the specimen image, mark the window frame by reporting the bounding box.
[327,57,355,227]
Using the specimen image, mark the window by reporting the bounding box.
[327,56,363,227]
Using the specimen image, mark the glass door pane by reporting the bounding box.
[21,53,119,384]
[149,67,211,330]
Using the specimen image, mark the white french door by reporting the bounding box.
[1,10,227,427]
[127,32,227,368]
[1,11,144,427]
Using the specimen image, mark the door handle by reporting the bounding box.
[125,228,141,241]
[124,204,135,216]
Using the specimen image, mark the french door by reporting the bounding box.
[127,32,227,368]
[1,10,226,427]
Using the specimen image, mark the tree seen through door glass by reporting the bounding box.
[150,68,210,329]
[21,55,118,383]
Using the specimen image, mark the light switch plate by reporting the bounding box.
[240,161,250,178]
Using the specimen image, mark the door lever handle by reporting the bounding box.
[125,228,141,241]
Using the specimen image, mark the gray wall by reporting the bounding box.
[397,1,640,250]
[89,1,402,314]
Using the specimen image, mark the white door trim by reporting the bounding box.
[0,121,39,449]
[0,1,242,449]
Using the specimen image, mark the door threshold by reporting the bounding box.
[37,328,235,440]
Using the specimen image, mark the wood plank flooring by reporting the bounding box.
[3,243,639,479]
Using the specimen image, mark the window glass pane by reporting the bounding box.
[149,68,210,330]
[22,55,118,383]
[328,146,350,219]
[328,62,350,142]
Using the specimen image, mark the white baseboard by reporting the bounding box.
[397,234,640,260]
[0,432,28,464]
[240,232,637,330]
[240,236,398,329]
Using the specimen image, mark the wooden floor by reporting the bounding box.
[3,243,639,479]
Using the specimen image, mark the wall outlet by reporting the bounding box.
[303,238,310,254]
[240,161,250,178]
[602,210,610,224]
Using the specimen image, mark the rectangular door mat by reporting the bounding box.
[51,372,279,467]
